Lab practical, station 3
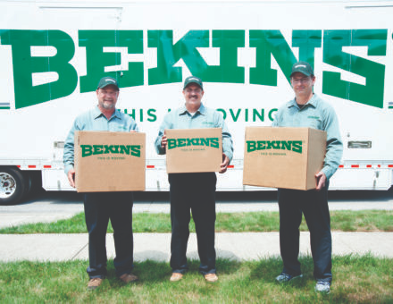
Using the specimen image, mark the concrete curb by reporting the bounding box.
[1,232,392,262]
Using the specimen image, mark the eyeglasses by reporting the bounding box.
[185,88,202,94]
[291,77,311,84]
[99,90,118,96]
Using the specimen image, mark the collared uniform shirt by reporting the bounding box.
[154,103,233,161]
[272,94,343,180]
[63,106,139,175]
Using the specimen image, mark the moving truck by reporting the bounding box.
[1,0,393,204]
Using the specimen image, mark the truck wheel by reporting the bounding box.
[0,167,28,205]
[27,171,44,195]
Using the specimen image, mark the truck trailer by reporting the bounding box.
[1,0,393,204]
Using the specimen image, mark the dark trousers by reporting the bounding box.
[84,192,134,279]
[278,182,332,282]
[168,172,217,275]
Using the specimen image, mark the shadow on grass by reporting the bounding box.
[248,255,317,285]
[102,257,242,286]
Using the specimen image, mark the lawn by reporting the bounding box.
[1,205,392,302]
[0,255,392,303]
[1,210,392,234]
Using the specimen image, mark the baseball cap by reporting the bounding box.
[97,76,119,90]
[290,61,314,77]
[183,76,203,90]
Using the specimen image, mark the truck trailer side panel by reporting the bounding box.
[1,0,392,204]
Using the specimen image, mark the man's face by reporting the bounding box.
[183,84,204,108]
[96,85,119,110]
[290,72,315,98]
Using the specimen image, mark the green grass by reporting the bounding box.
[1,210,392,234]
[0,255,392,303]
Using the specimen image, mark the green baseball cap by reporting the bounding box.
[290,61,314,77]
[97,76,119,90]
[183,76,203,90]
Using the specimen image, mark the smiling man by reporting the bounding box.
[155,76,233,283]
[63,76,139,290]
[272,62,343,294]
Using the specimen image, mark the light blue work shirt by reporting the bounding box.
[63,106,139,175]
[154,103,233,161]
[272,94,343,180]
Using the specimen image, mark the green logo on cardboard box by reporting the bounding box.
[167,137,220,150]
[80,145,141,157]
[246,140,302,153]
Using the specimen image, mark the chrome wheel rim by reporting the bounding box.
[0,172,16,199]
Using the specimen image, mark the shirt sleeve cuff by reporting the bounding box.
[321,167,333,180]
[64,164,74,176]
[223,151,233,162]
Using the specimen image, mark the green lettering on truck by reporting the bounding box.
[249,30,297,86]
[0,30,77,109]
[0,29,388,109]
[147,30,209,85]
[79,30,144,93]
[322,29,387,108]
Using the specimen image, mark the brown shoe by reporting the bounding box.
[119,273,139,283]
[204,273,218,282]
[87,277,104,290]
[169,273,183,282]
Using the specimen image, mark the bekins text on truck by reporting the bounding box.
[0,29,387,110]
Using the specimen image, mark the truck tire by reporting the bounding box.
[0,167,28,205]
[24,171,42,197]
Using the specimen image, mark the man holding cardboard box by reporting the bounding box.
[63,76,139,290]
[272,62,343,293]
[154,76,233,282]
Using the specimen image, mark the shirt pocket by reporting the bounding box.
[201,121,215,128]
[199,115,216,128]
[306,116,322,130]
[112,123,129,132]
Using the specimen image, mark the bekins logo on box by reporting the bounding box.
[246,140,303,153]
[167,137,220,150]
[80,144,141,157]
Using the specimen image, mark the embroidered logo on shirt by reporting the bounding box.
[117,126,128,131]
[308,116,320,120]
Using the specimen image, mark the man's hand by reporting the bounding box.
[161,132,167,150]
[68,168,76,188]
[315,171,326,190]
[219,153,230,174]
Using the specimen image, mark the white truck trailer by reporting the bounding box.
[1,0,393,205]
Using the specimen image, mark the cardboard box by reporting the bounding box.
[243,127,326,190]
[75,131,145,192]
[166,128,222,173]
